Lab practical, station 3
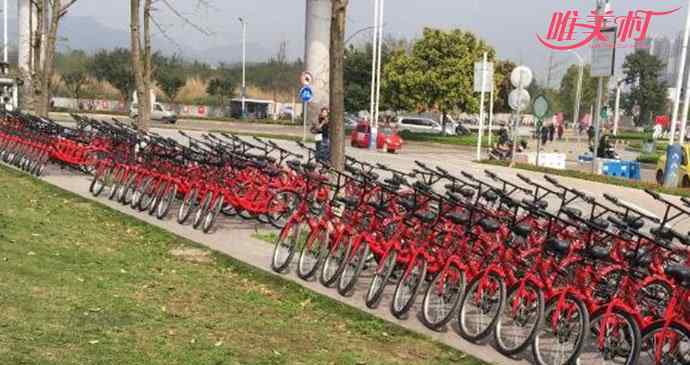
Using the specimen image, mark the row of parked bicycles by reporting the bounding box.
[269,155,690,365]
[2,111,689,364]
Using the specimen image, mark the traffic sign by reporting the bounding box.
[509,89,531,112]
[511,66,533,89]
[473,61,494,92]
[591,27,617,77]
[299,86,314,103]
[300,72,314,86]
[533,95,550,120]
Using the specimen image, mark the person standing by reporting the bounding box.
[311,107,330,162]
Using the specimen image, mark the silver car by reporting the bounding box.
[396,116,455,135]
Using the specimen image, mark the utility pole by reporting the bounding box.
[670,3,690,144]
[238,17,247,119]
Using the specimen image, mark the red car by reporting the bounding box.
[350,121,403,153]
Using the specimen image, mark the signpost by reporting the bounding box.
[474,53,494,160]
[299,72,314,142]
[591,26,617,173]
[509,66,533,167]
[533,95,551,167]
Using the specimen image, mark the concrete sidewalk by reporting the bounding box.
[36,167,527,365]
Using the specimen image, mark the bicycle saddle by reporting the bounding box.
[445,211,469,225]
[545,238,570,257]
[286,160,301,170]
[482,190,498,203]
[414,210,437,224]
[511,223,532,238]
[413,181,432,192]
[650,227,674,241]
[665,264,690,288]
[562,207,582,218]
[400,198,416,211]
[337,196,360,208]
[585,245,611,262]
[479,218,500,233]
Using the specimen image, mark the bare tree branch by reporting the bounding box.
[150,15,183,54]
[158,0,213,36]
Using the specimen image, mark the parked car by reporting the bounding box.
[351,121,403,153]
[279,106,295,119]
[130,102,177,124]
[344,115,359,129]
[396,116,455,135]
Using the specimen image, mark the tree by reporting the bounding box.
[90,48,135,100]
[558,64,599,123]
[621,50,668,126]
[130,0,153,130]
[154,53,185,104]
[383,28,495,133]
[493,60,516,113]
[206,78,234,107]
[329,0,349,170]
[63,69,88,103]
[31,0,80,117]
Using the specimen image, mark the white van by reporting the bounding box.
[130,102,177,124]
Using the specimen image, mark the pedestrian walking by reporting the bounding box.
[557,123,564,140]
[587,126,595,145]
[541,125,549,146]
[548,123,555,142]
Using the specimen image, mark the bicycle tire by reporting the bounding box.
[296,227,329,281]
[271,221,307,273]
[177,188,198,224]
[639,320,690,365]
[532,293,589,365]
[156,183,178,220]
[337,241,370,297]
[319,236,351,288]
[494,281,544,356]
[579,307,640,365]
[365,250,397,309]
[193,192,213,229]
[391,255,428,319]
[202,195,224,233]
[421,264,466,331]
[458,271,506,342]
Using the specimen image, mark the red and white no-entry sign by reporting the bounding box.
[300,71,314,86]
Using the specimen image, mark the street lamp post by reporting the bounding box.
[613,78,624,136]
[671,3,690,144]
[570,50,584,143]
[238,17,247,119]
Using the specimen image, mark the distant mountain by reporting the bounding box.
[5,16,273,65]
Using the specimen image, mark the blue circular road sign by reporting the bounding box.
[299,86,314,103]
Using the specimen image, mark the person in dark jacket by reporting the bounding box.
[311,107,330,162]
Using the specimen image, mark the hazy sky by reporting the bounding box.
[8,0,689,84]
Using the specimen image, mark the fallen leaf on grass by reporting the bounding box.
[88,340,99,345]
[215,341,223,347]
[27,251,36,256]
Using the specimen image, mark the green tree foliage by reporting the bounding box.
[383,28,495,130]
[622,50,668,126]
[90,48,135,100]
[206,77,234,107]
[57,50,92,101]
[559,64,598,122]
[153,53,186,103]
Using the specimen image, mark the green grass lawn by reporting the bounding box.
[398,131,493,147]
[0,166,483,365]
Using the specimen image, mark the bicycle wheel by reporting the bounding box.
[156,183,178,220]
[193,192,213,229]
[271,221,309,273]
[296,227,329,281]
[202,195,224,233]
[337,241,370,297]
[107,168,124,200]
[421,264,466,331]
[458,271,506,342]
[639,321,690,365]
[115,173,135,204]
[90,166,111,196]
[138,178,158,212]
[130,177,150,210]
[391,255,428,319]
[147,181,168,215]
[320,236,352,288]
[177,188,198,224]
[579,307,640,365]
[365,250,397,309]
[532,294,589,365]
[268,191,301,229]
[121,175,139,206]
[494,281,544,356]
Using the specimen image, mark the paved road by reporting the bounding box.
[9,121,689,365]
